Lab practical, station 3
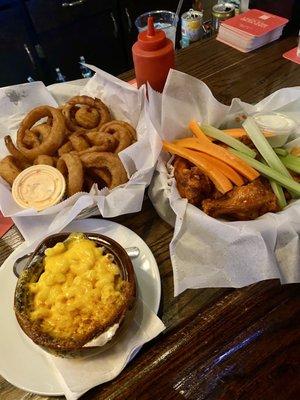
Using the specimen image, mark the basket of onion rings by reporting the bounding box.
[0,67,161,240]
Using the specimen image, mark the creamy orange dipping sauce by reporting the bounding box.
[12,165,65,211]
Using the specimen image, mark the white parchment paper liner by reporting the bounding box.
[148,69,300,296]
[0,67,161,241]
[47,297,165,400]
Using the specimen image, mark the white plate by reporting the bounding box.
[0,219,161,396]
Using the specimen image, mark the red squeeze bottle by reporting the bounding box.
[132,16,175,93]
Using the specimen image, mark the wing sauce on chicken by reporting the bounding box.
[173,156,280,220]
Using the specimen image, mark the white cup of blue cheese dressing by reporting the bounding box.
[253,112,296,147]
[12,165,66,211]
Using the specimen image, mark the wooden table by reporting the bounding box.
[1,35,300,400]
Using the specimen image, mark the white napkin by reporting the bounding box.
[149,69,300,295]
[46,297,165,400]
[0,68,162,242]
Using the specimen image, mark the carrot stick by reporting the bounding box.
[163,141,233,194]
[194,152,244,186]
[222,128,247,138]
[223,128,274,138]
[189,120,212,143]
[173,137,259,181]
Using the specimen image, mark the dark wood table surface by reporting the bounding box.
[1,35,300,400]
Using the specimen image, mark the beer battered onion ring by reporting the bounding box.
[4,136,31,169]
[57,153,83,197]
[100,121,136,153]
[85,131,117,151]
[89,167,112,188]
[62,95,111,132]
[80,152,127,188]
[69,131,90,151]
[83,168,111,191]
[33,155,55,167]
[108,120,137,141]
[0,156,22,185]
[23,131,40,148]
[17,106,65,161]
[76,146,115,156]
[30,123,51,141]
[58,141,73,156]
[23,124,51,148]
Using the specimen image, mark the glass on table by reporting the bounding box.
[135,10,178,46]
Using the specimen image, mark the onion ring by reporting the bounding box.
[17,106,65,160]
[0,156,22,186]
[33,155,55,167]
[58,141,74,156]
[84,169,110,191]
[75,106,100,129]
[69,131,90,152]
[76,146,113,156]
[62,96,111,132]
[30,123,51,141]
[23,131,40,148]
[56,158,67,177]
[0,96,134,204]
[23,123,52,148]
[85,131,117,151]
[80,152,127,188]
[50,156,58,167]
[103,120,137,141]
[100,121,135,153]
[4,136,31,169]
[57,153,83,196]
[47,107,72,137]
[89,167,112,188]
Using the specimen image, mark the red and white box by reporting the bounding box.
[217,9,289,52]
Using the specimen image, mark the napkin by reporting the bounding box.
[0,68,162,242]
[149,69,300,295]
[45,297,165,400]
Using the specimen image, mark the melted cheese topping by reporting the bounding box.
[28,234,128,340]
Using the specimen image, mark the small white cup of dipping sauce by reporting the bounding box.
[12,165,66,211]
[253,112,296,147]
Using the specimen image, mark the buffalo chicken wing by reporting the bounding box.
[202,179,280,220]
[173,156,280,220]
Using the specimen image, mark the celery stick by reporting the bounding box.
[261,160,286,208]
[201,124,256,158]
[243,117,292,178]
[280,154,300,164]
[274,148,288,157]
[229,149,300,196]
[280,155,300,174]
[270,180,287,208]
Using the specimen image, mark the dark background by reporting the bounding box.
[0,0,299,87]
[0,0,193,86]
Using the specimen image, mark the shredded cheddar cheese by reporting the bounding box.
[28,233,128,340]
